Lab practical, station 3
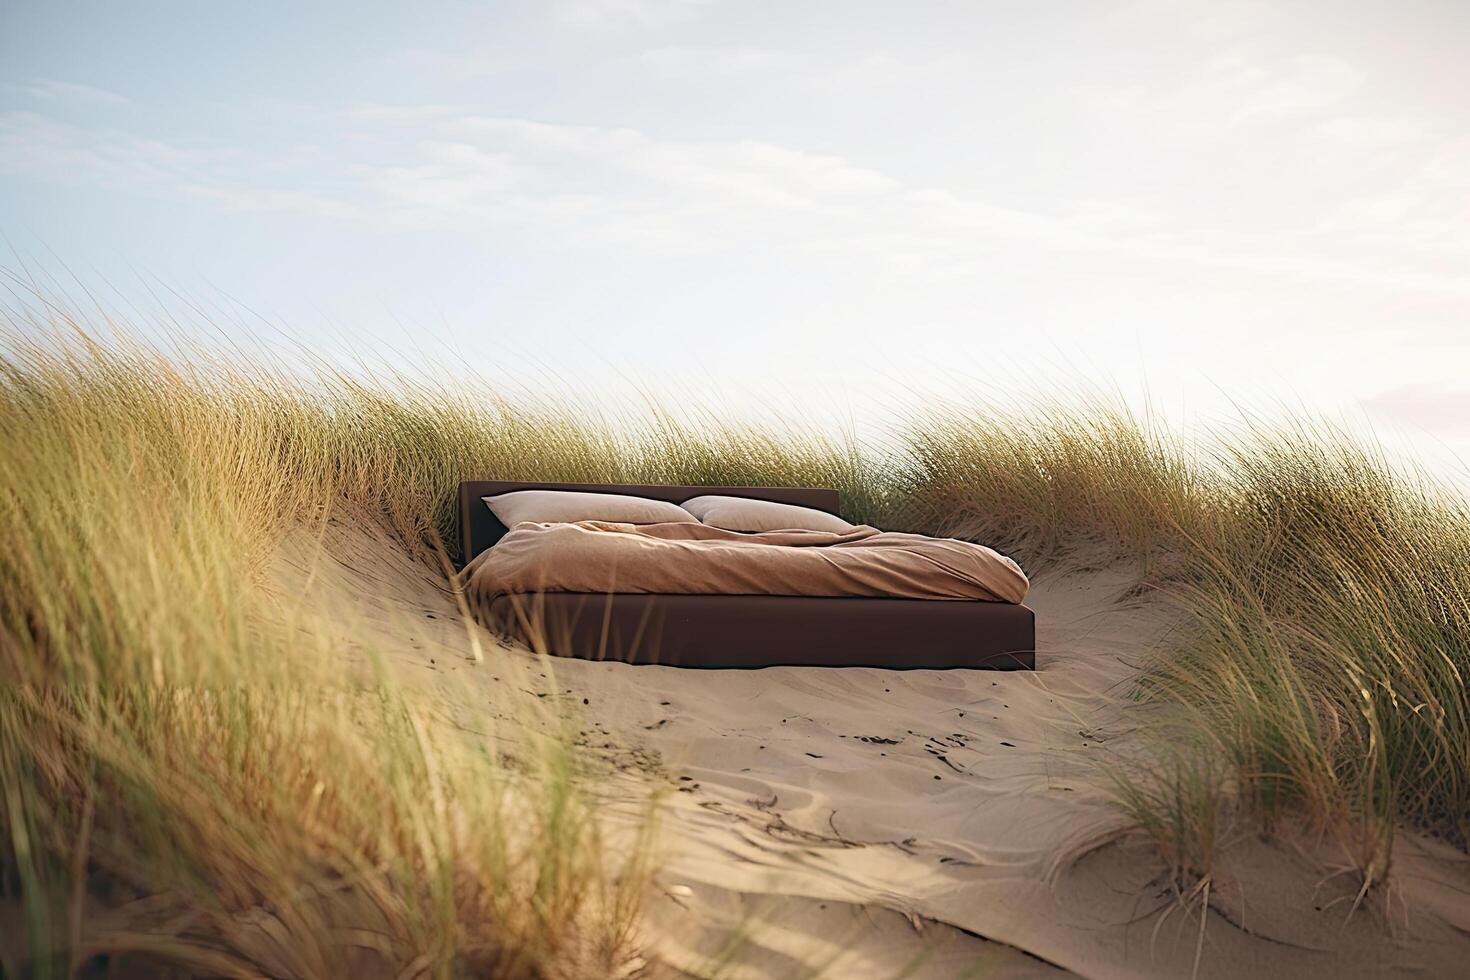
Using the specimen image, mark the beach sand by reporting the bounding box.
[283,525,1470,978]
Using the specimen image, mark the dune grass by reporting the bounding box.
[901,406,1470,889]
[1131,427,1470,887]
[896,398,1207,567]
[2,292,1468,973]
[0,324,663,976]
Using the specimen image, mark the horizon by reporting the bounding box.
[3,0,1467,478]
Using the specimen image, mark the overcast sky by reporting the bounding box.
[2,0,1467,471]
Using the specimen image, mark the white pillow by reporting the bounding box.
[484,490,696,527]
[682,495,855,533]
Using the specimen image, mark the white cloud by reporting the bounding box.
[553,0,712,29]
[0,111,223,186]
[383,47,509,82]
[1111,0,1283,41]
[1314,114,1429,151]
[5,101,1466,297]
[1220,54,1362,121]
[638,45,786,76]
[431,114,901,208]
[1314,135,1470,263]
[181,184,362,220]
[348,103,460,125]
[634,45,957,93]
[1326,193,1422,228]
[357,140,521,213]
[12,77,132,107]
[1082,51,1363,130]
[802,50,961,93]
[0,111,355,219]
[340,111,1469,294]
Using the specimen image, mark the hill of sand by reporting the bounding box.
[278,524,1470,979]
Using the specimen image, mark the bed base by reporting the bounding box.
[479,592,1036,670]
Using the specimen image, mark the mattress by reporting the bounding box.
[481,592,1036,670]
[462,519,1030,605]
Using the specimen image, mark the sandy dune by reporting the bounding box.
[286,526,1470,978]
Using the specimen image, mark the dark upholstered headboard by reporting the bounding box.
[458,481,841,564]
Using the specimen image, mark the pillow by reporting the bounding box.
[483,490,696,527]
[681,495,856,534]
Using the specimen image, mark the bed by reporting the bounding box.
[458,480,1036,670]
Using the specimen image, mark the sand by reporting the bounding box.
[285,525,1470,978]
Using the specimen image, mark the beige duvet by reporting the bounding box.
[462,521,1029,604]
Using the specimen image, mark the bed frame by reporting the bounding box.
[458,480,1036,670]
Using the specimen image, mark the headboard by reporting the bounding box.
[458,481,841,564]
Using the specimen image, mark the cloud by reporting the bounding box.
[382,47,509,82]
[637,45,786,76]
[802,50,961,93]
[1216,54,1363,122]
[0,110,358,219]
[180,184,361,219]
[12,77,132,107]
[347,103,460,125]
[1111,0,1282,40]
[553,0,712,29]
[428,114,902,208]
[1082,52,1363,130]
[357,140,521,213]
[385,116,911,218]
[336,115,920,248]
[1314,114,1429,151]
[344,110,1470,293]
[1314,135,1470,264]
[0,111,224,186]
[633,45,957,92]
[336,110,1470,296]
[4,103,1465,296]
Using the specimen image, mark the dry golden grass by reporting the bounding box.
[902,406,1470,892]
[0,319,663,976]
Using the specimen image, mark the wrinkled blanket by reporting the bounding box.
[462,521,1029,604]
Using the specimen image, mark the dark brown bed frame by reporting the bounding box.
[459,480,1036,670]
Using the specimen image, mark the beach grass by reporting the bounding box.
[902,407,1470,888]
[0,318,660,976]
[3,293,1468,972]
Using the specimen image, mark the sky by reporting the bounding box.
[1,0,1468,473]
